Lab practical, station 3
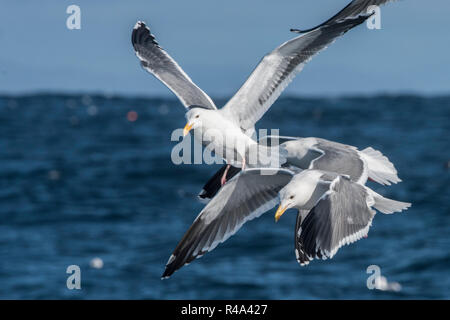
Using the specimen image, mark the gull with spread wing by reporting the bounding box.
[162,167,410,278]
[199,135,401,200]
[131,0,395,183]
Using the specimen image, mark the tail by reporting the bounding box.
[360,147,401,186]
[368,189,411,214]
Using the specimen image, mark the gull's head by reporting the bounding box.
[275,182,298,222]
[184,107,209,136]
[275,170,323,222]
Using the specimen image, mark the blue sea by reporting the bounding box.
[0,94,448,299]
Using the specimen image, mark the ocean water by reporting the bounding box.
[0,94,448,299]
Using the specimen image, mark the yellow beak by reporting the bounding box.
[183,122,193,136]
[274,204,288,222]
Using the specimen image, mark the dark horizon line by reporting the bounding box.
[1,90,449,101]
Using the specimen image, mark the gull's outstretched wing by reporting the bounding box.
[132,21,217,110]
[162,168,294,279]
[197,136,363,202]
[295,175,375,265]
[309,141,364,183]
[220,13,371,130]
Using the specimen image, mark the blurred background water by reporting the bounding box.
[0,94,448,299]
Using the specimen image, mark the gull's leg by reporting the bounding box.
[241,157,246,171]
[221,164,231,186]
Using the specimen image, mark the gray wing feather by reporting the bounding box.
[311,141,364,182]
[221,14,371,129]
[132,22,217,110]
[294,210,311,265]
[281,138,364,182]
[296,176,375,265]
[162,168,294,278]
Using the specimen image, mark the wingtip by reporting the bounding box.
[197,189,209,199]
[290,28,305,34]
[161,267,175,280]
[133,21,147,30]
[160,254,178,279]
[197,191,212,204]
[161,274,170,280]
[131,20,160,48]
[290,12,374,35]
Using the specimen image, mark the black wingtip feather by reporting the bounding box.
[131,21,160,49]
[290,13,374,34]
[161,269,172,280]
[290,28,304,34]
[294,212,312,265]
[161,258,181,280]
[198,165,241,200]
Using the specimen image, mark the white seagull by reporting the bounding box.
[162,167,410,278]
[131,0,393,183]
[199,135,401,199]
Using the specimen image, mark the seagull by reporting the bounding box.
[131,0,388,183]
[274,170,409,266]
[199,135,401,200]
[162,168,410,278]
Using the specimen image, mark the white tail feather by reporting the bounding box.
[368,189,411,214]
[360,147,401,185]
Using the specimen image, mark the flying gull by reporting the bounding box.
[131,1,387,183]
[162,168,410,278]
[199,135,401,200]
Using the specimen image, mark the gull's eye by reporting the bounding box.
[289,195,294,200]
[195,115,200,119]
